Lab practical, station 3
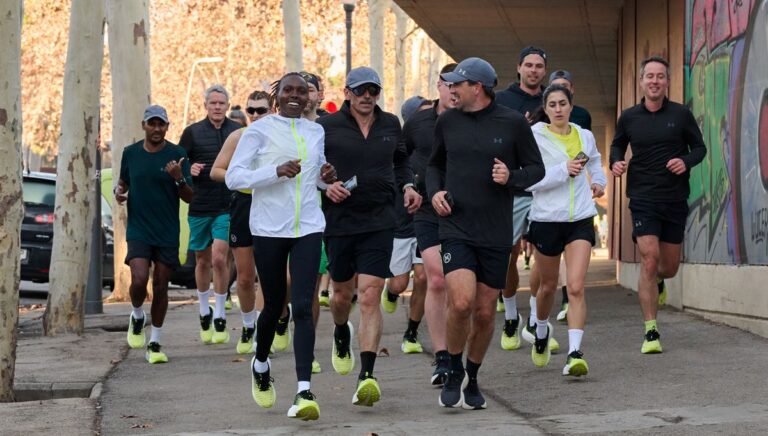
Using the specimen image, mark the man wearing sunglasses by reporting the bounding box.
[318,66,419,408]
[427,57,544,410]
[245,90,273,123]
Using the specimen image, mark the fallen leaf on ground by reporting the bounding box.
[130,423,152,429]
[120,415,137,419]
[232,358,245,363]
[377,348,389,357]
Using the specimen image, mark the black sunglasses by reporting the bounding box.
[348,84,381,97]
[246,106,269,116]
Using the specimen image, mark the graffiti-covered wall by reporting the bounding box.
[685,0,768,265]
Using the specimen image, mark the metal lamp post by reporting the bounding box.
[341,0,356,75]
[182,56,223,128]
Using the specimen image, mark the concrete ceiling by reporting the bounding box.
[394,0,625,137]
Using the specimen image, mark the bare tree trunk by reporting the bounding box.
[0,0,23,402]
[427,40,441,100]
[392,3,407,121]
[106,0,151,301]
[282,0,303,72]
[368,0,389,110]
[410,30,425,98]
[44,0,105,335]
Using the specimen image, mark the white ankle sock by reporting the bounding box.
[197,290,211,316]
[536,318,549,340]
[150,325,162,344]
[503,296,518,320]
[298,381,310,393]
[253,357,270,373]
[568,329,584,353]
[214,293,227,319]
[131,306,144,321]
[242,310,256,328]
[529,296,538,327]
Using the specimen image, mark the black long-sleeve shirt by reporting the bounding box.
[402,100,439,223]
[318,102,413,236]
[426,101,545,248]
[179,117,240,216]
[609,98,706,202]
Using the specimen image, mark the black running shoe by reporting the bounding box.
[212,317,229,344]
[439,369,466,408]
[431,354,450,386]
[199,307,214,344]
[462,379,487,410]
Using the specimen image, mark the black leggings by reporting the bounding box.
[253,232,322,382]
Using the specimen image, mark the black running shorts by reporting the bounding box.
[229,191,253,248]
[628,199,688,244]
[325,229,394,282]
[125,240,179,269]
[440,239,510,289]
[414,219,440,252]
[528,217,596,257]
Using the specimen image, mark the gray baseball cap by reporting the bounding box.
[440,57,498,88]
[346,66,382,88]
[143,104,169,123]
[401,96,428,122]
[549,70,573,84]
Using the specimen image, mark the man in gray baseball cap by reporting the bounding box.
[346,66,382,89]
[143,104,169,123]
[440,57,498,90]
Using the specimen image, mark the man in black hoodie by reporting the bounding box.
[496,46,553,352]
[428,57,544,410]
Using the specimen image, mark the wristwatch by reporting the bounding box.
[175,178,186,187]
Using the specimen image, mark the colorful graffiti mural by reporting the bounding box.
[685,0,768,264]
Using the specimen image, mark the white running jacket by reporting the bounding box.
[527,122,607,223]
[226,114,326,238]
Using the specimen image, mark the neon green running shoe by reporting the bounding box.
[657,278,667,306]
[531,328,551,368]
[318,290,330,307]
[562,350,589,377]
[380,289,398,314]
[145,342,168,364]
[250,357,276,408]
[641,329,663,354]
[352,374,381,407]
[236,326,255,354]
[496,294,504,313]
[272,307,292,352]
[212,317,230,344]
[225,293,233,311]
[522,318,559,352]
[312,360,322,374]
[331,321,355,375]
[556,302,569,322]
[401,330,423,354]
[127,312,146,349]
[287,389,320,420]
[199,307,214,344]
[500,317,521,350]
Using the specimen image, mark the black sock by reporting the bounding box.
[386,290,398,302]
[334,322,350,342]
[359,351,376,378]
[449,352,464,372]
[406,318,421,335]
[466,359,481,382]
[562,285,569,303]
[435,349,449,361]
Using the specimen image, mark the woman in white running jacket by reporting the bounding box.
[225,72,335,420]
[525,84,607,378]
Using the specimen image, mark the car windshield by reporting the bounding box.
[23,179,56,206]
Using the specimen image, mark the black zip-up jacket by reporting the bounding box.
[426,101,545,248]
[318,101,413,237]
[495,82,545,197]
[402,100,439,223]
[609,98,706,202]
[179,117,241,216]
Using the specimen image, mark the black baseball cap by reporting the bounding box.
[519,46,547,65]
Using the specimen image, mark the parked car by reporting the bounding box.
[100,168,197,289]
[21,171,114,288]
